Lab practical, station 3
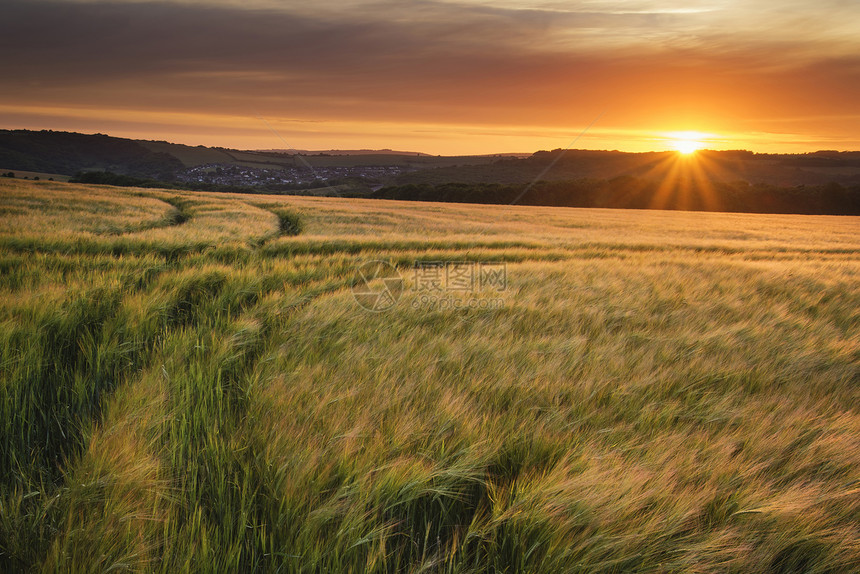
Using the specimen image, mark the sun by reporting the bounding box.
[674,139,702,155]
[666,131,708,155]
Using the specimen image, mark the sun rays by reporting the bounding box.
[636,148,731,212]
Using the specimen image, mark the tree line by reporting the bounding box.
[373,177,860,215]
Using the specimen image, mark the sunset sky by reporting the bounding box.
[2,0,858,154]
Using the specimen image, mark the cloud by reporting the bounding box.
[1,0,858,151]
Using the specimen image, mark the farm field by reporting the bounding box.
[0,170,70,182]
[0,178,858,572]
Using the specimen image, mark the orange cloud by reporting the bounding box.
[1,0,858,154]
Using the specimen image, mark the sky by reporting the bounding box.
[1,0,859,154]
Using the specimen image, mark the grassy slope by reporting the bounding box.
[138,141,506,170]
[138,141,240,168]
[0,179,857,573]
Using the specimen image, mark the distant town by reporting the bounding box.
[175,163,408,190]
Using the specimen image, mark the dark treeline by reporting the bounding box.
[373,177,860,215]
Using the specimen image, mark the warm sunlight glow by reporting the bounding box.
[666,131,710,155]
[675,139,701,155]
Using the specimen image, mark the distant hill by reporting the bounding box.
[0,130,184,179]
[377,149,860,215]
[0,130,521,177]
[396,149,860,187]
[259,148,434,157]
[259,149,532,158]
[0,130,860,212]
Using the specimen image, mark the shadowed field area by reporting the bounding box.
[0,179,858,573]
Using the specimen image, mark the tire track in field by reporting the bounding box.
[94,195,192,236]
[1,252,356,571]
[155,273,356,571]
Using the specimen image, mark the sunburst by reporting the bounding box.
[665,131,710,155]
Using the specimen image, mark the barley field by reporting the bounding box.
[0,178,857,573]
